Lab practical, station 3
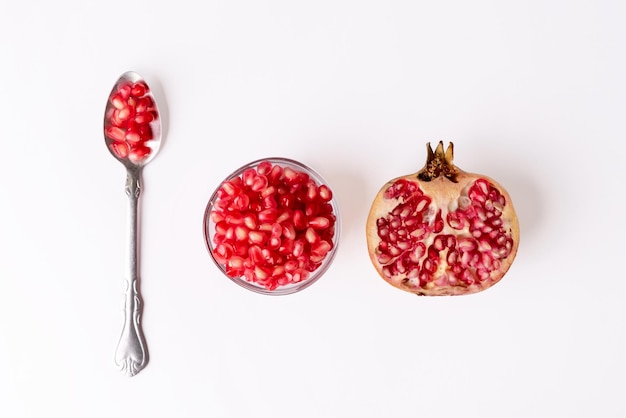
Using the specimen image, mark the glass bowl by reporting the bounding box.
[203,157,341,295]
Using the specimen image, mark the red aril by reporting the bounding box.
[105,126,126,142]
[366,142,519,296]
[206,159,339,293]
[130,81,148,97]
[128,144,152,164]
[109,142,129,159]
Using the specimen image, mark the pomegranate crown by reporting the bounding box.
[417,141,459,183]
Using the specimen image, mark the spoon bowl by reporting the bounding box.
[104,71,162,169]
[104,71,162,377]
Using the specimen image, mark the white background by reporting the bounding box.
[1,0,625,417]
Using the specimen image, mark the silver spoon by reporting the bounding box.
[103,71,162,376]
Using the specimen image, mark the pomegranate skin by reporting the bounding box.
[366,142,519,296]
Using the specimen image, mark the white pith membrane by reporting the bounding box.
[367,175,518,296]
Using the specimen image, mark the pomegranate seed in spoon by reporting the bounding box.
[104,80,158,164]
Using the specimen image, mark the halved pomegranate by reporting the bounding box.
[366,142,519,296]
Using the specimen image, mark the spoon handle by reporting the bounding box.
[114,168,149,376]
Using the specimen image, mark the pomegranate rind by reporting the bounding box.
[366,170,519,296]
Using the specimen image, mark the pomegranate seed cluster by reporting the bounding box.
[210,161,337,291]
[104,81,158,163]
[375,178,514,290]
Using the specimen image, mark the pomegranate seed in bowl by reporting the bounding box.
[204,158,341,295]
